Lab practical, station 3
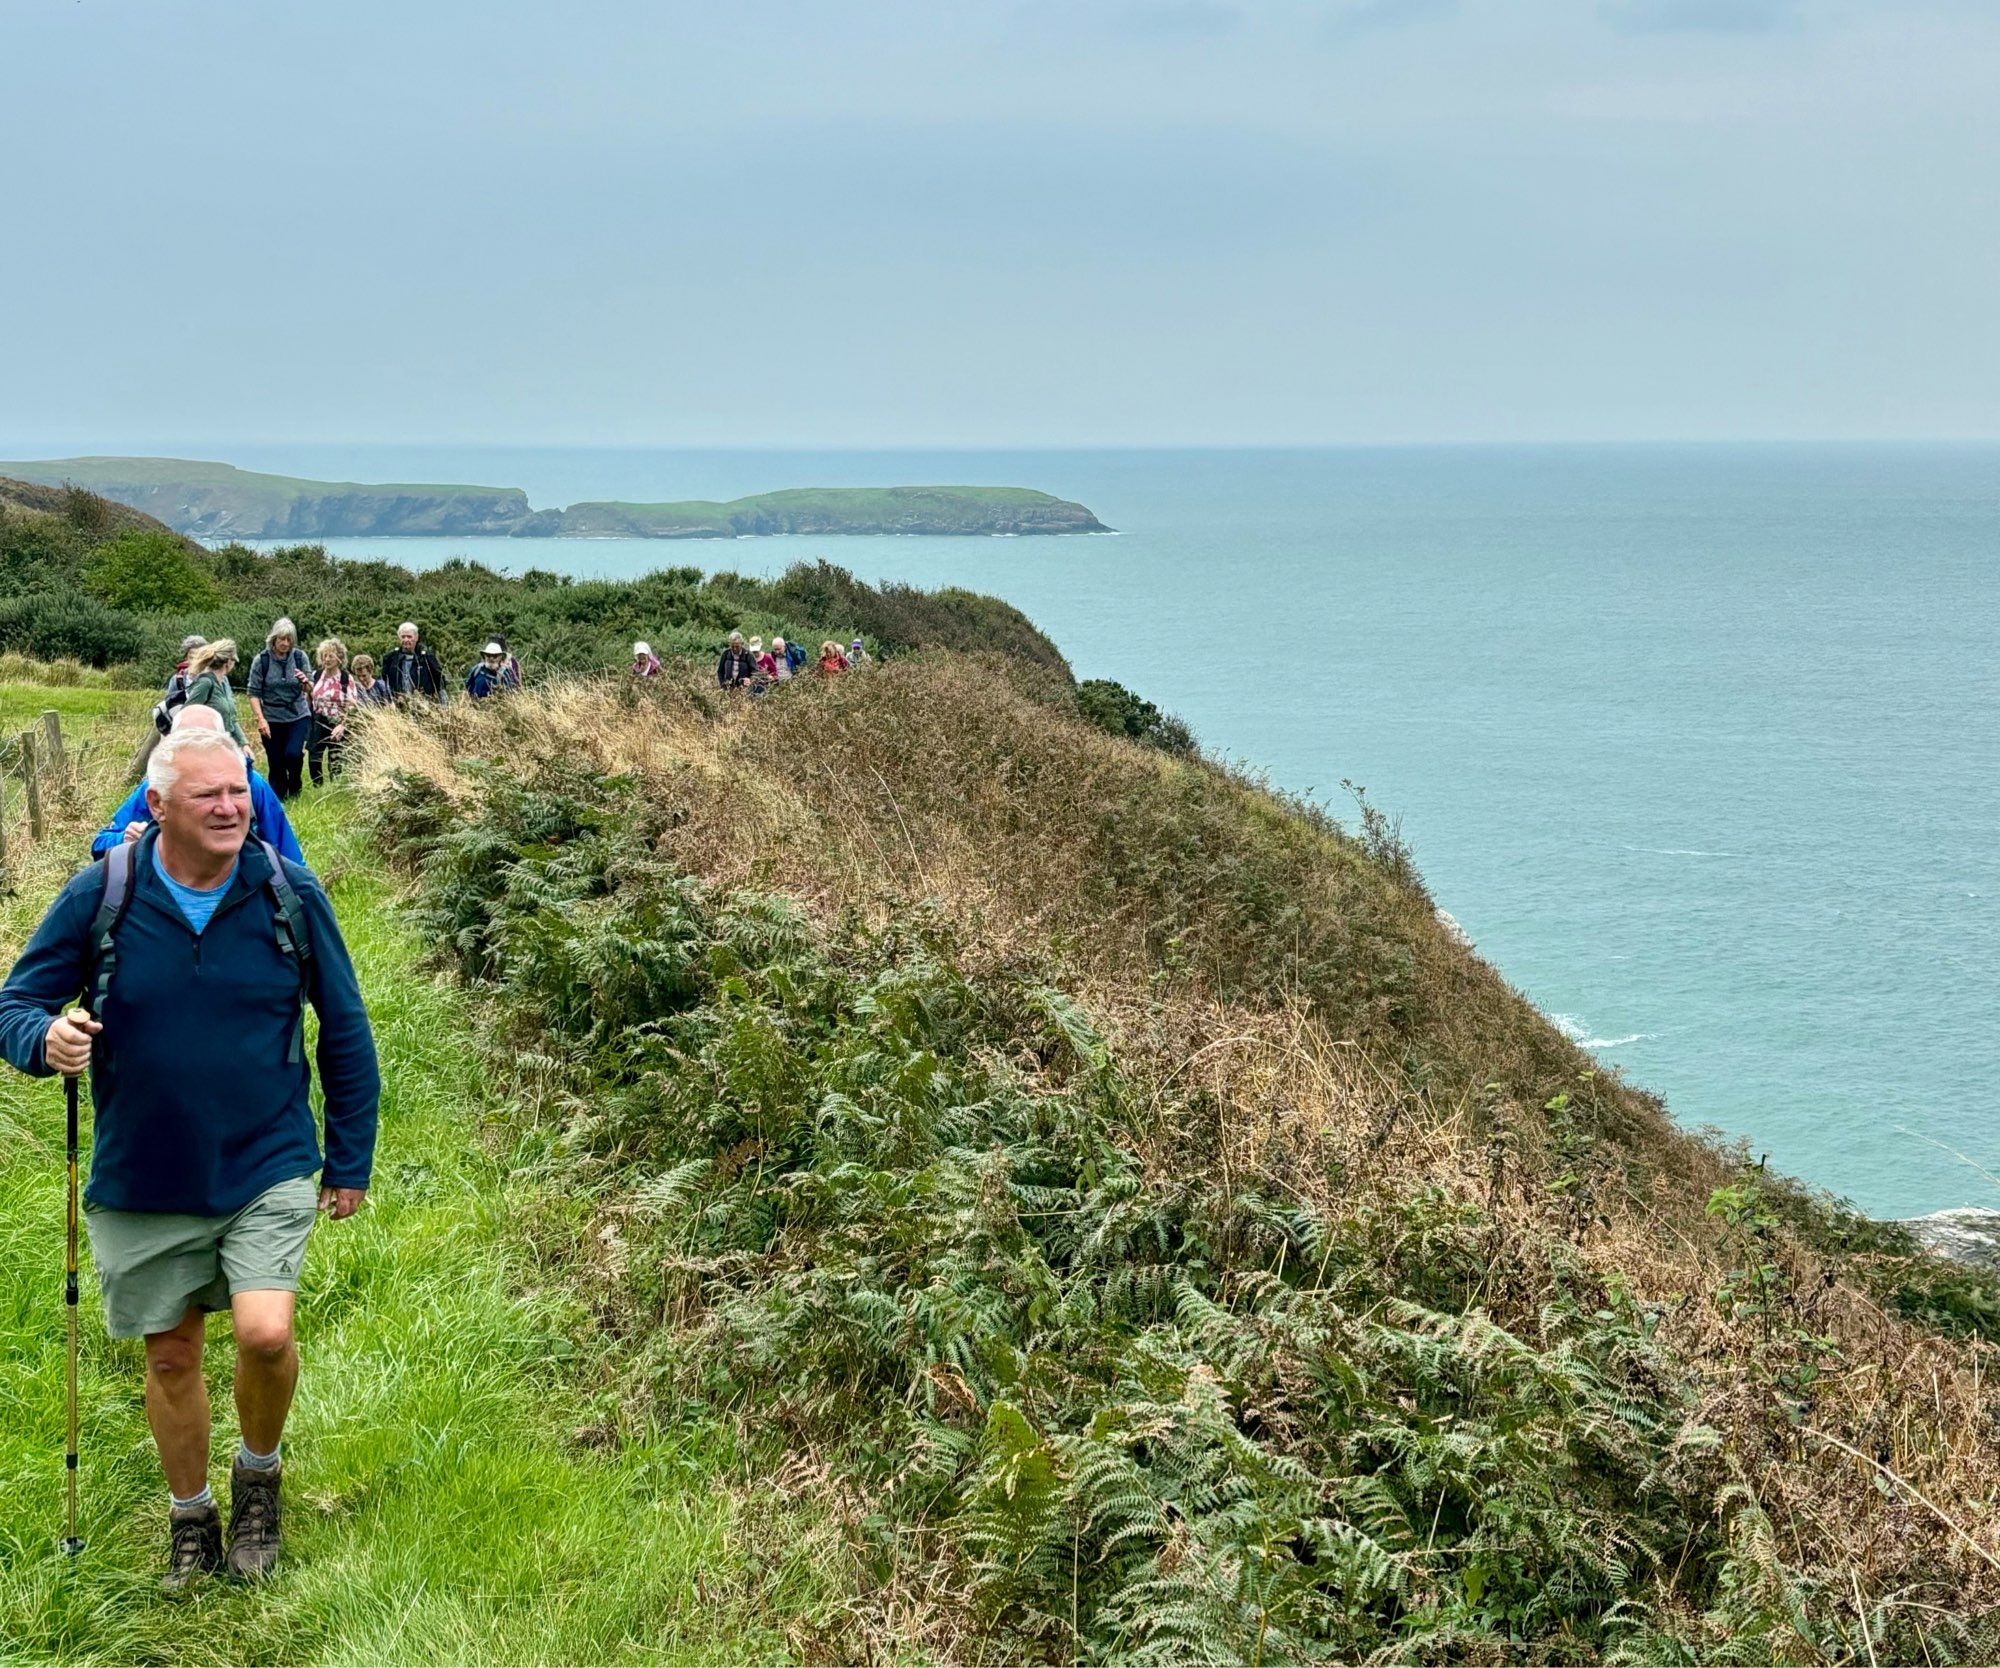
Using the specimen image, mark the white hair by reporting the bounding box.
[267,617,298,647]
[169,704,224,733]
[150,728,248,802]
[398,621,419,636]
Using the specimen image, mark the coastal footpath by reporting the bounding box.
[0,457,1110,540]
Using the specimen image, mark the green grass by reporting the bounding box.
[0,792,828,1663]
[0,685,146,743]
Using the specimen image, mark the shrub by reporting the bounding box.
[0,591,147,667]
[1077,677,1196,756]
[61,482,113,536]
[0,510,89,592]
[83,529,224,613]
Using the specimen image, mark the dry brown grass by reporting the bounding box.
[354,660,2000,1648]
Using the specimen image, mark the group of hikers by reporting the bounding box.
[0,606,882,1592]
[157,619,519,802]
[159,615,873,812]
[699,630,868,689]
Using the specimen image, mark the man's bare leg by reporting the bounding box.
[230,1289,297,1454]
[143,1306,210,1499]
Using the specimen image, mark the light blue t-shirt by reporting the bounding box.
[159,861,237,934]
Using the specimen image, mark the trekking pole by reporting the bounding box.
[61,1072,83,1557]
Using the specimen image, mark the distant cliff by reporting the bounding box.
[544,485,1108,538]
[0,457,1111,540]
[0,458,529,539]
[0,473,205,547]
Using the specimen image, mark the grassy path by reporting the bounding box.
[0,794,813,1664]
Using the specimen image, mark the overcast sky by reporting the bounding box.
[3,0,1995,448]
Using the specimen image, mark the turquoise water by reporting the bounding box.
[220,443,2000,1218]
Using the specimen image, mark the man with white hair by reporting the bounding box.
[92,705,304,863]
[0,727,379,1589]
[379,620,444,702]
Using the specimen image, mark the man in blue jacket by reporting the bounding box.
[92,705,304,864]
[0,726,379,1589]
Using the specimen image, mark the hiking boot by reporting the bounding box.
[162,1500,223,1592]
[226,1457,283,1581]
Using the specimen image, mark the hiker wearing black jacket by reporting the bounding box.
[717,631,758,690]
[380,622,446,702]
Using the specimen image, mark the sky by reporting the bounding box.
[3,0,1997,448]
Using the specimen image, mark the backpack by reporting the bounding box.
[87,826,316,1062]
[151,671,191,736]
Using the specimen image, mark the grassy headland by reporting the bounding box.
[0,460,1109,541]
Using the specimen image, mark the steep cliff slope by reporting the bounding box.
[349,661,2000,1662]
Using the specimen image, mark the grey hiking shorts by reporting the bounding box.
[85,1175,318,1339]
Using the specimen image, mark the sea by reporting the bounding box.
[209,442,1998,1220]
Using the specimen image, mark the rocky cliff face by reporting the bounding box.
[1899,1208,2000,1271]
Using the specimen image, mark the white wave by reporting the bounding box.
[1551,1013,1655,1049]
[1434,908,1474,948]
[1622,844,1736,858]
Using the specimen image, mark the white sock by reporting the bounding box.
[236,1442,280,1471]
[171,1484,214,1511]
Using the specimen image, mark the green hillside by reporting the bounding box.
[0,477,200,547]
[0,459,1110,540]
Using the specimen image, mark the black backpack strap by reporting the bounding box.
[85,827,153,1018]
[258,840,315,1063]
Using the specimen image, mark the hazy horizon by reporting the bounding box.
[5,1,1998,449]
[7,438,2000,463]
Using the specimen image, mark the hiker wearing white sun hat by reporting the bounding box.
[464,641,514,700]
[632,641,662,679]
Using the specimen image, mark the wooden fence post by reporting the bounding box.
[19,730,43,841]
[40,710,64,788]
[0,762,9,871]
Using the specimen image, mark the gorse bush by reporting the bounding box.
[1077,677,1196,756]
[364,703,2000,1661]
[0,590,147,667]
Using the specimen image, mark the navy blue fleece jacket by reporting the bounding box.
[0,841,380,1213]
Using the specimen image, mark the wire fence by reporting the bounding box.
[0,710,70,883]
